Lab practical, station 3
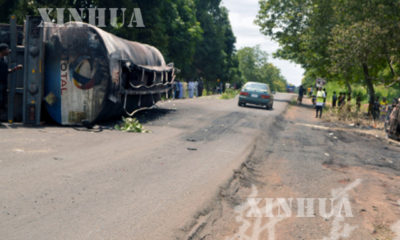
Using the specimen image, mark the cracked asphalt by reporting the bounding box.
[0,93,293,240]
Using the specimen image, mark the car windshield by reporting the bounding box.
[244,83,268,92]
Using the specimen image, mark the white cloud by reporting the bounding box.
[222,0,304,86]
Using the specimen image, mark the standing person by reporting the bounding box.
[332,91,337,108]
[198,78,204,97]
[182,81,188,98]
[297,85,304,105]
[311,86,317,106]
[346,92,352,112]
[0,43,22,120]
[356,94,362,112]
[194,80,198,97]
[380,97,388,121]
[338,93,342,107]
[188,80,194,98]
[178,81,184,99]
[373,96,381,122]
[174,81,180,99]
[338,92,346,108]
[315,87,326,118]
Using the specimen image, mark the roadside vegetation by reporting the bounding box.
[237,46,287,92]
[220,89,239,99]
[256,0,400,113]
[323,82,400,106]
[114,117,149,133]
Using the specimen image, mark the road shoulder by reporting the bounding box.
[180,102,400,240]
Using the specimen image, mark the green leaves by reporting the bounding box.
[220,89,239,99]
[193,3,237,86]
[114,117,149,133]
[237,46,287,92]
[256,0,400,107]
[3,0,239,86]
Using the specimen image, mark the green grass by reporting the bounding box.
[114,117,150,133]
[202,89,212,96]
[220,89,239,99]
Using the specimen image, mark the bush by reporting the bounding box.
[220,88,239,99]
[375,85,400,102]
[114,117,149,133]
[202,89,210,96]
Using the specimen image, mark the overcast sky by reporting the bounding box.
[222,0,304,86]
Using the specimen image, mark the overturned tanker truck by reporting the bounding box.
[43,22,175,125]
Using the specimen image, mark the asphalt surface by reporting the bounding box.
[187,100,400,240]
[0,93,293,240]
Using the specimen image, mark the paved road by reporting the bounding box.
[0,93,293,240]
[188,99,400,240]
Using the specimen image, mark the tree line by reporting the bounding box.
[256,0,400,110]
[0,0,288,92]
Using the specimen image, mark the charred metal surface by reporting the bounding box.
[43,22,175,125]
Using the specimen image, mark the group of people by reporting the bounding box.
[173,80,233,99]
[299,84,400,140]
[173,79,204,99]
[298,85,327,118]
[331,91,397,123]
[301,85,364,119]
[331,91,350,108]
[371,96,391,121]
[304,85,398,123]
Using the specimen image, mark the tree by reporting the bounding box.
[237,46,287,91]
[193,0,237,89]
[237,46,268,83]
[255,0,400,111]
[2,0,240,90]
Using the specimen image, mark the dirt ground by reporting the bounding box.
[182,101,400,240]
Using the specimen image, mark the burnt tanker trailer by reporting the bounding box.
[43,22,175,125]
